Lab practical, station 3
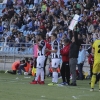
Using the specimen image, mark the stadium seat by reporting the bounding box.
[3,4,6,9]
[3,47,9,54]
[9,47,15,54]
[26,4,29,8]
[0,9,3,16]
[29,4,33,9]
[16,9,20,14]
[23,30,27,36]
[29,48,33,54]
[0,3,3,9]
[0,42,4,46]
[26,31,29,35]
[15,47,18,54]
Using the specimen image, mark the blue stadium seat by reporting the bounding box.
[9,47,15,54]
[3,4,6,9]
[23,30,27,36]
[29,4,33,9]
[18,25,26,32]
[26,31,29,35]
[0,3,3,9]
[3,47,9,54]
[16,9,20,14]
[29,48,33,54]
[0,42,4,46]
[0,9,3,16]
[15,47,18,54]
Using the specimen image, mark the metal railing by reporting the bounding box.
[0,42,91,70]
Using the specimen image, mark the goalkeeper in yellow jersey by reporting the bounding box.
[90,39,100,92]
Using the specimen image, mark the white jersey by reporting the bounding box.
[51,40,60,59]
[38,40,46,56]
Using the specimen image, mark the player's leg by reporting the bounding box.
[43,56,48,79]
[30,57,41,84]
[66,62,70,85]
[98,64,100,91]
[40,57,45,84]
[61,62,66,83]
[98,73,100,91]
[40,68,44,84]
[48,59,60,85]
[70,58,77,86]
[53,68,58,83]
[52,59,60,83]
[18,64,25,75]
[90,63,98,91]
[91,73,97,90]
[8,70,16,74]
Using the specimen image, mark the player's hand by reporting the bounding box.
[45,49,49,52]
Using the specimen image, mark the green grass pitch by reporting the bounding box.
[0,73,99,100]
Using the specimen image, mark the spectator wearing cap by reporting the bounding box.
[60,38,70,85]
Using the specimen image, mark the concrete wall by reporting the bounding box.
[0,58,90,75]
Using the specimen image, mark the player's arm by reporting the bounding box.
[46,49,57,53]
[46,46,57,53]
[46,41,58,53]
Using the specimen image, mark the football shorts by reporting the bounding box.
[92,62,100,73]
[37,56,45,68]
[52,59,60,68]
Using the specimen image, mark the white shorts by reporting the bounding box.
[37,56,45,68]
[52,59,60,68]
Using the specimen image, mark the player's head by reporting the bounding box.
[20,59,25,64]
[64,38,70,46]
[36,33,44,41]
[51,33,57,41]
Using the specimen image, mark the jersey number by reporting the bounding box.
[38,50,43,56]
[98,45,100,53]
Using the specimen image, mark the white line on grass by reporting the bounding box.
[0,77,99,92]
[72,96,78,99]
[57,84,100,92]
[72,94,95,99]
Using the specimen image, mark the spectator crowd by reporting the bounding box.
[0,0,100,47]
